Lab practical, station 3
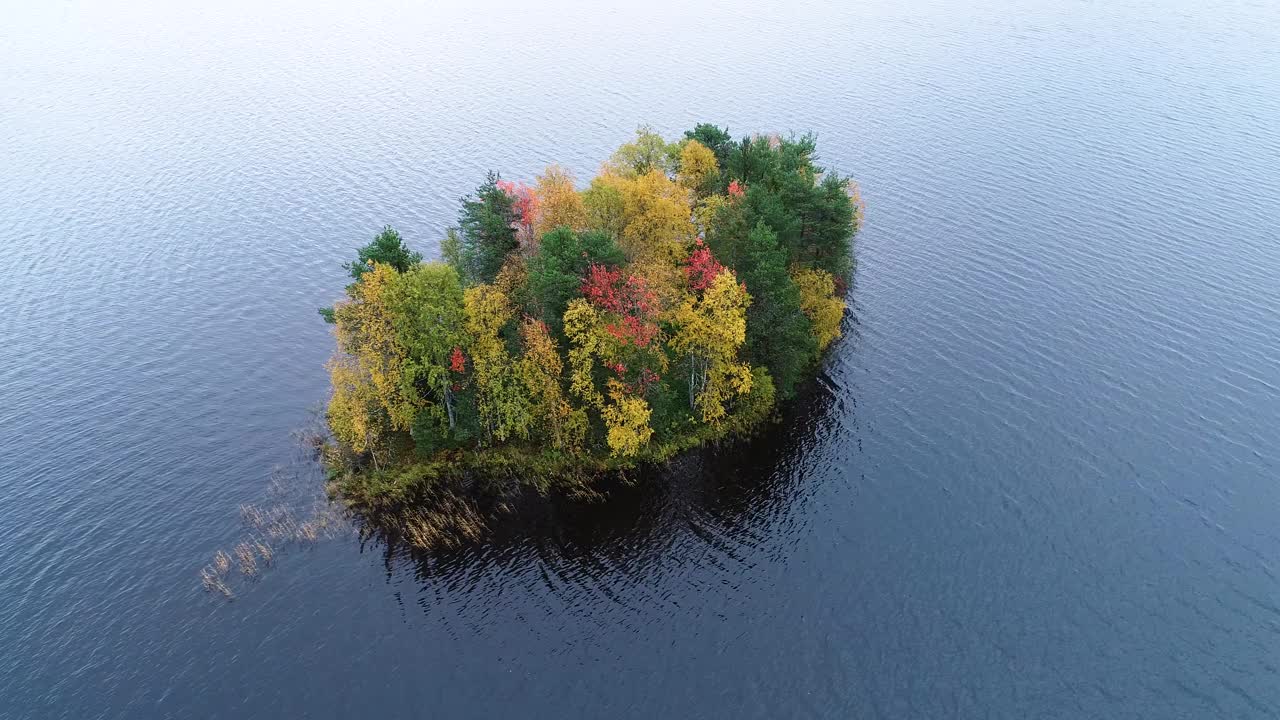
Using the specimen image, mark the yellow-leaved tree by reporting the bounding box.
[604,125,674,177]
[562,297,654,456]
[670,270,754,425]
[533,165,587,238]
[582,174,626,240]
[619,169,694,265]
[600,379,653,457]
[792,268,845,352]
[562,298,606,410]
[325,354,386,465]
[463,283,532,443]
[517,317,586,450]
[330,263,420,433]
[602,169,695,305]
[677,139,719,197]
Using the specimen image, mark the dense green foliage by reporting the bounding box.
[321,125,861,502]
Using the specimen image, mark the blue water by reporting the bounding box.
[3,0,1279,717]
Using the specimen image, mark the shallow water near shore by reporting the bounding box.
[3,0,1280,717]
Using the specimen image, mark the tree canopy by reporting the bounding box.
[321,124,859,491]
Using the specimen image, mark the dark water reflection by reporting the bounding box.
[379,377,844,595]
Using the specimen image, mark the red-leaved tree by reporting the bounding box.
[496,179,540,249]
[581,263,659,348]
[684,239,724,292]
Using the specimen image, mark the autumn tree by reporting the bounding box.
[563,298,607,411]
[331,263,419,432]
[619,170,693,263]
[497,178,540,250]
[326,354,388,467]
[533,165,587,238]
[463,283,531,443]
[669,269,754,424]
[792,268,846,352]
[517,317,586,450]
[613,170,695,302]
[582,174,627,240]
[605,125,675,177]
[562,297,655,457]
[676,139,719,197]
[599,380,653,456]
[385,263,469,449]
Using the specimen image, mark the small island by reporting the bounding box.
[321,124,861,509]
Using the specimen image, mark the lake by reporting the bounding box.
[2,0,1279,717]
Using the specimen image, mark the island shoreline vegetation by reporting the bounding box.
[319,124,862,516]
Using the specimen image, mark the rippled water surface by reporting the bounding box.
[3,0,1280,717]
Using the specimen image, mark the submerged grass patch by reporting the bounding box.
[197,438,353,601]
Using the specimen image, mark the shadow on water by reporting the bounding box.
[354,375,848,597]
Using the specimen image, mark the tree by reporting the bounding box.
[684,123,734,178]
[320,226,423,322]
[533,165,587,238]
[463,283,531,443]
[614,169,695,304]
[526,227,624,335]
[563,298,607,410]
[721,133,858,278]
[599,379,653,456]
[346,226,422,280]
[581,263,661,349]
[792,268,845,352]
[563,297,655,457]
[683,240,724,292]
[496,178,539,250]
[677,139,719,197]
[326,354,388,467]
[385,263,467,441]
[331,263,419,432]
[738,222,817,398]
[517,318,586,450]
[605,125,675,177]
[800,173,857,277]
[458,173,519,284]
[618,169,693,265]
[582,173,627,240]
[669,270,754,424]
[440,227,464,279]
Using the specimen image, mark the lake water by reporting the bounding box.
[3,0,1279,717]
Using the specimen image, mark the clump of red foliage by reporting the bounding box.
[581,263,659,348]
[684,239,724,292]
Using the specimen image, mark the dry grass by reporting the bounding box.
[397,491,489,550]
[198,448,351,601]
[200,564,233,599]
[254,541,273,566]
[234,542,258,576]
